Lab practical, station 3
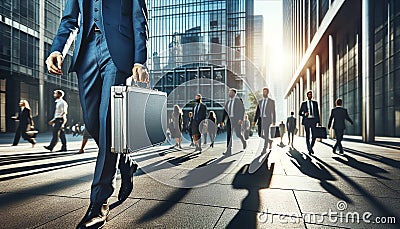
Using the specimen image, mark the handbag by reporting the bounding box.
[294,127,298,135]
[314,126,327,139]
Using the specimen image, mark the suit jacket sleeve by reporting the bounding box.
[50,0,80,53]
[328,109,334,129]
[345,109,353,124]
[254,102,260,123]
[272,100,276,124]
[238,98,245,120]
[133,0,149,65]
[299,102,306,117]
[222,101,228,122]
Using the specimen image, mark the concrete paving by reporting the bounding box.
[0,132,399,228]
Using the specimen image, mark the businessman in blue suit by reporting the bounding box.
[46,0,149,228]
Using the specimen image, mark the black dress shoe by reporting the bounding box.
[56,149,67,152]
[76,202,109,229]
[43,146,53,152]
[118,164,138,202]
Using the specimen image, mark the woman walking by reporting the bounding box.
[12,100,36,147]
[208,111,217,147]
[171,105,183,149]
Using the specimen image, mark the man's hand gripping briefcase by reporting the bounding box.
[111,78,167,154]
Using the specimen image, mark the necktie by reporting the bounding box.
[309,101,313,116]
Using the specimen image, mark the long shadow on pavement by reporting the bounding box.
[321,142,400,169]
[332,155,390,180]
[312,155,399,218]
[0,157,96,181]
[287,147,352,203]
[227,161,274,229]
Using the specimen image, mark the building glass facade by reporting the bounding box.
[283,0,400,140]
[147,0,254,119]
[0,0,81,132]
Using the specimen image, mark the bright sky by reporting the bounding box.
[254,0,284,81]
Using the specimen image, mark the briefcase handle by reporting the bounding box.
[126,77,150,89]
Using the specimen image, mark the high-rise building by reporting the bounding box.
[283,0,400,141]
[0,0,81,132]
[147,0,254,119]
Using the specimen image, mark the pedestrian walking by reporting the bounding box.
[221,88,247,155]
[192,94,207,152]
[328,98,353,154]
[11,100,36,147]
[286,111,297,147]
[253,87,276,154]
[241,114,251,140]
[208,111,217,148]
[78,127,92,154]
[299,90,320,155]
[46,0,149,227]
[44,90,68,152]
[279,121,286,144]
[171,105,183,149]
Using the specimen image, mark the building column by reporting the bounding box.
[295,83,299,135]
[306,68,311,92]
[38,0,46,131]
[299,77,304,136]
[316,55,321,106]
[362,0,374,142]
[328,35,336,110]
[329,35,336,138]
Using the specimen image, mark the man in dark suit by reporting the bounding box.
[299,90,320,155]
[12,100,36,147]
[221,88,246,155]
[286,111,296,147]
[46,0,149,228]
[253,87,276,154]
[328,98,353,154]
[192,94,207,152]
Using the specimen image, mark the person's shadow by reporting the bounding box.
[332,154,389,180]
[287,147,352,203]
[227,161,274,228]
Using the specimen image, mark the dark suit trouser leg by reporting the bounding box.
[49,120,62,149]
[59,127,67,150]
[13,126,21,145]
[334,129,344,152]
[226,120,232,149]
[76,32,133,204]
[310,124,317,148]
[233,123,245,146]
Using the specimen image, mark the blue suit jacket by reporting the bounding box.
[50,0,148,74]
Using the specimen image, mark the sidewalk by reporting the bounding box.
[0,133,399,228]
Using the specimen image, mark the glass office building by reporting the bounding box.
[147,0,254,119]
[0,0,81,132]
[283,0,400,141]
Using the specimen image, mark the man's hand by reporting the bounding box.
[253,122,257,127]
[238,120,242,125]
[220,122,225,127]
[45,52,63,75]
[48,120,54,125]
[131,65,149,83]
[305,112,309,117]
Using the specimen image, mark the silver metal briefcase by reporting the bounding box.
[111,80,167,154]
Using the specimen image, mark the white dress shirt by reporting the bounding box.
[53,98,68,120]
[228,97,236,118]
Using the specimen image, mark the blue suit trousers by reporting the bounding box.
[75,30,133,204]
